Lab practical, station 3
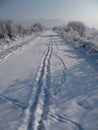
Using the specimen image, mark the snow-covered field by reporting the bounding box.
[0,31,98,130]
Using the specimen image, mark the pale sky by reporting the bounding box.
[0,0,98,28]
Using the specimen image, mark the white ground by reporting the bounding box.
[0,31,98,130]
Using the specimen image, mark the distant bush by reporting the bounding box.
[31,23,44,32]
[53,26,63,32]
[65,21,86,37]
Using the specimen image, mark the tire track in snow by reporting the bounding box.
[18,43,53,130]
[53,51,66,83]
[37,43,53,130]
[52,39,66,83]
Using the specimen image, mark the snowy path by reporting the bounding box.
[0,31,98,130]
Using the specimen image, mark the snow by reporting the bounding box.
[0,30,98,130]
[49,34,98,130]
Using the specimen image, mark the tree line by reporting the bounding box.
[0,19,44,40]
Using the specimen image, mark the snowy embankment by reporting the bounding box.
[60,28,98,69]
[61,27,98,52]
[0,31,98,130]
[0,33,41,63]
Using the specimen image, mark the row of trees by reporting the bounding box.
[65,21,86,37]
[53,21,98,51]
[53,21,88,48]
[0,19,44,40]
[53,21,86,37]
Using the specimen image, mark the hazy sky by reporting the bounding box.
[0,0,98,28]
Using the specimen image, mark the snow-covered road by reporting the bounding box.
[0,31,98,130]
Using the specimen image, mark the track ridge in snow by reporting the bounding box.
[18,43,53,130]
[0,95,26,109]
[49,114,85,130]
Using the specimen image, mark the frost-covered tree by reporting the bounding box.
[16,24,25,36]
[0,21,8,38]
[65,21,86,37]
[4,19,16,39]
[0,20,30,39]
